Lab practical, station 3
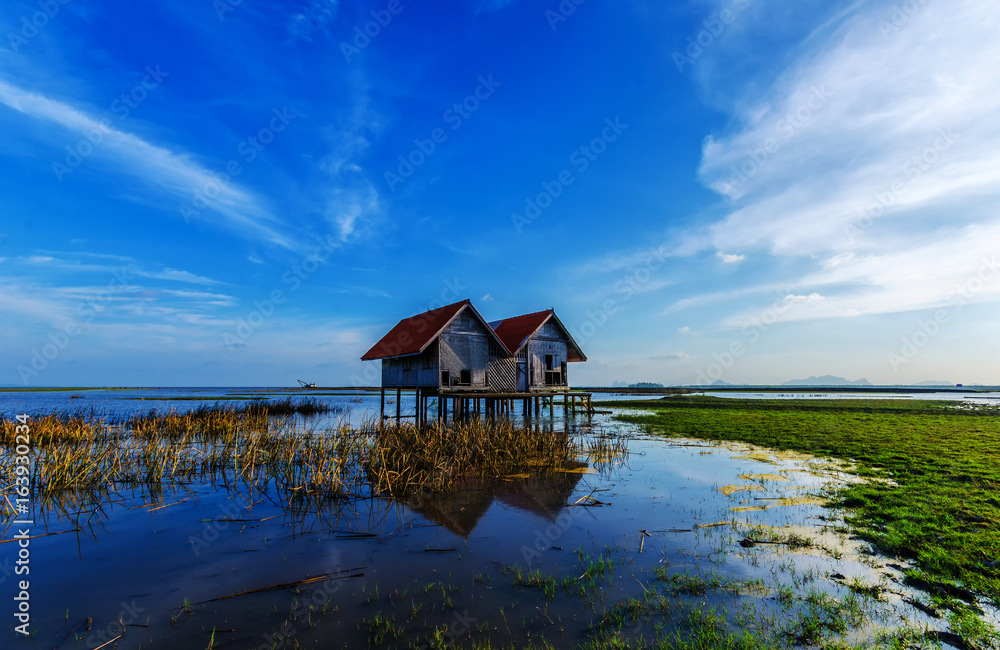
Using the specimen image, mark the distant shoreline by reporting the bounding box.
[4,385,998,393]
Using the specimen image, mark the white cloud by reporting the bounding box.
[678,326,691,333]
[717,251,745,264]
[318,91,382,245]
[17,254,222,286]
[651,352,691,361]
[686,0,1000,323]
[0,79,298,250]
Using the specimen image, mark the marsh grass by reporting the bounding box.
[364,419,584,497]
[1,402,603,508]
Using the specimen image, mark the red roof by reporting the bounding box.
[361,300,471,361]
[489,310,553,355]
[490,309,587,361]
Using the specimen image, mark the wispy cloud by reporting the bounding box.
[318,89,382,244]
[651,352,691,361]
[634,0,1000,328]
[287,0,339,42]
[700,0,1000,262]
[17,254,222,285]
[0,79,298,250]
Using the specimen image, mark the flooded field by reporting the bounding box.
[2,390,997,648]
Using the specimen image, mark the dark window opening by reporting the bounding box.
[440,371,450,387]
[460,369,471,386]
[544,355,564,386]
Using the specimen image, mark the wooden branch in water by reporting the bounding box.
[188,568,367,606]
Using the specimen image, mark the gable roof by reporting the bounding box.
[489,310,587,362]
[489,310,552,355]
[361,300,505,361]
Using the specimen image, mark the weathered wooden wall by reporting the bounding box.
[381,340,439,388]
[438,310,490,388]
[528,321,569,387]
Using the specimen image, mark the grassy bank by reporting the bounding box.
[603,397,1000,611]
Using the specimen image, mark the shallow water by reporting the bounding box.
[4,386,1000,425]
[2,391,996,647]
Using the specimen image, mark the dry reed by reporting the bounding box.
[1,403,624,509]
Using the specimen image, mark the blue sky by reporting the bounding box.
[2,0,998,387]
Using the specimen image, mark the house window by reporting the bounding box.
[441,371,450,387]
[545,354,554,371]
[460,369,471,386]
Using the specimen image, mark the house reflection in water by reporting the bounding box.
[404,463,588,537]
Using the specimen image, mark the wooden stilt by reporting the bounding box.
[380,387,385,421]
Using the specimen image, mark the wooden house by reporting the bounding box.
[489,310,587,392]
[361,301,587,393]
[361,300,510,391]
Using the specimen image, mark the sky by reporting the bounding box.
[1,0,998,387]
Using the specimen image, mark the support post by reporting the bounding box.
[380,387,385,421]
[396,388,401,423]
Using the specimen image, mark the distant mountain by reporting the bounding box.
[912,380,953,386]
[782,375,872,386]
[711,380,732,386]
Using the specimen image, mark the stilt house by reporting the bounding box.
[361,300,587,393]
[489,310,587,392]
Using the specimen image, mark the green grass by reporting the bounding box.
[604,397,1000,607]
